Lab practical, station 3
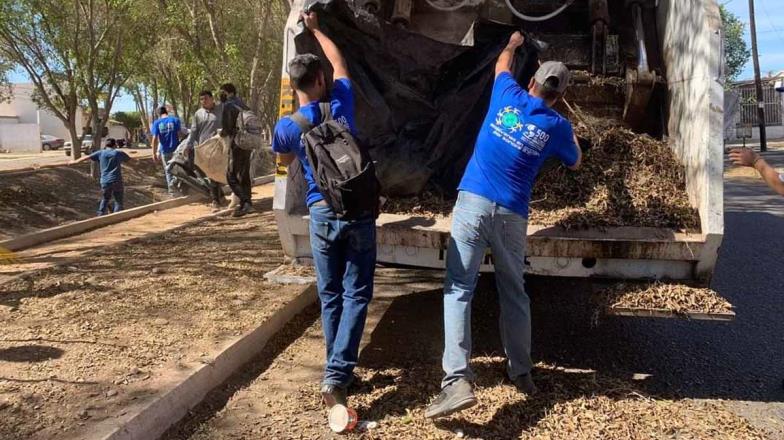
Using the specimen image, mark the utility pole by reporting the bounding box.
[748,0,767,152]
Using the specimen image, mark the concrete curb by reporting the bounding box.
[0,174,274,252]
[0,196,199,252]
[92,284,318,440]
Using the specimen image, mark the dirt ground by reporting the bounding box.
[0,200,304,440]
[168,280,768,440]
[0,158,168,239]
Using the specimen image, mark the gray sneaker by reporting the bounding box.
[320,384,347,408]
[512,373,537,396]
[425,379,477,419]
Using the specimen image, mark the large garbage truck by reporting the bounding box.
[273,0,724,283]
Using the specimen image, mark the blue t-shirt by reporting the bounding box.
[459,72,579,217]
[90,148,130,186]
[272,78,356,207]
[151,115,182,154]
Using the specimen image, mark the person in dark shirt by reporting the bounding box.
[70,138,137,215]
[219,83,254,217]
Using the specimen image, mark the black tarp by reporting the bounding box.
[292,0,539,199]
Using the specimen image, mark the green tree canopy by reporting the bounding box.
[720,5,751,84]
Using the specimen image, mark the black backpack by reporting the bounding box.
[290,103,380,220]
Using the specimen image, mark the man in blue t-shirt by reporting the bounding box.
[70,138,137,215]
[151,106,183,196]
[272,11,374,410]
[426,32,582,419]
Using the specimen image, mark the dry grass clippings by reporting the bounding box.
[383,120,700,231]
[593,281,734,316]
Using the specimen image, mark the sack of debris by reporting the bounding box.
[193,135,230,185]
[166,140,211,197]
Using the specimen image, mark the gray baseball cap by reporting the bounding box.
[534,61,570,94]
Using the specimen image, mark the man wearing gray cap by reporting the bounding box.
[426,31,582,419]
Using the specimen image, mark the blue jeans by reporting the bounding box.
[161,151,179,195]
[442,191,532,388]
[98,181,124,216]
[309,203,376,387]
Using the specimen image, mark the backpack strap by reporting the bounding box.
[289,111,312,136]
[319,102,332,122]
[289,102,332,136]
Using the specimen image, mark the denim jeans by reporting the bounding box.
[161,152,179,195]
[98,181,124,216]
[309,203,376,387]
[442,191,532,388]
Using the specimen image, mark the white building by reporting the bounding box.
[0,83,85,153]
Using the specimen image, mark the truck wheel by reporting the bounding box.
[65,150,71,156]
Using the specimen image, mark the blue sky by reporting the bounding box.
[723,0,784,80]
[7,1,784,112]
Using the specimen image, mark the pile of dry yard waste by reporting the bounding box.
[593,282,734,317]
[385,121,700,232]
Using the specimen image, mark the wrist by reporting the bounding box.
[753,155,765,169]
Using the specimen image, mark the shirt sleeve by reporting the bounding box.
[89,151,101,161]
[552,120,579,168]
[491,72,525,107]
[187,114,200,148]
[330,78,355,133]
[271,118,296,154]
[118,151,131,162]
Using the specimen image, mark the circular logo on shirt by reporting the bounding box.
[496,106,524,133]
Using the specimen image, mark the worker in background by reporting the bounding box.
[272,11,374,409]
[219,83,254,217]
[69,138,138,216]
[151,106,184,197]
[186,90,227,209]
[425,32,582,419]
[730,148,784,195]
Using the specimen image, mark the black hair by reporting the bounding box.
[288,54,323,91]
[538,77,562,102]
[158,106,169,116]
[219,83,237,95]
[105,138,116,148]
[199,90,213,98]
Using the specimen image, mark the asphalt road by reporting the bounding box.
[512,152,784,435]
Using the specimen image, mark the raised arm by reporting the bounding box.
[69,153,93,165]
[495,32,525,78]
[730,148,784,195]
[302,12,349,80]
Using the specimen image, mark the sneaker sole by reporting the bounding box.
[425,396,478,419]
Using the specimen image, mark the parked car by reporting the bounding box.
[41,135,65,151]
[64,135,109,156]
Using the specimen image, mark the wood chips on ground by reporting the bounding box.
[593,281,734,316]
[384,122,700,232]
[0,159,167,239]
[0,203,302,440]
[180,289,762,440]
